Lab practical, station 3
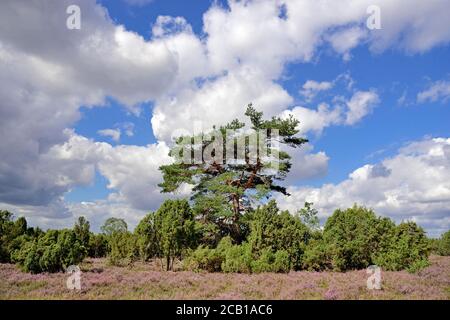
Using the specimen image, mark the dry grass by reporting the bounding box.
[1,255,449,300]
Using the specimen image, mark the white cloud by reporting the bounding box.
[0,0,183,208]
[417,80,450,103]
[277,137,450,237]
[344,90,379,125]
[280,89,379,136]
[98,128,121,142]
[283,144,329,183]
[327,26,367,61]
[1,0,450,232]
[122,122,135,137]
[51,133,174,211]
[300,80,334,101]
[151,67,293,142]
[281,103,342,136]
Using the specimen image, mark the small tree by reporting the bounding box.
[248,200,310,270]
[134,213,157,261]
[107,231,137,266]
[437,230,450,256]
[374,221,430,272]
[74,216,90,249]
[0,210,14,262]
[100,217,137,266]
[154,199,197,271]
[323,205,382,271]
[101,217,128,236]
[12,229,86,273]
[88,233,108,258]
[298,202,320,231]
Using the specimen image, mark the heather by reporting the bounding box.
[0,255,448,300]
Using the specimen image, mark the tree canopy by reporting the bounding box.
[158,104,308,242]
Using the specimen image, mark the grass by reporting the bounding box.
[0,255,449,300]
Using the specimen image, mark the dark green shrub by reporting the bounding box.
[273,250,290,273]
[74,216,90,249]
[250,248,290,273]
[436,230,450,256]
[88,233,108,258]
[251,248,274,273]
[107,231,138,266]
[11,229,86,273]
[248,200,310,270]
[183,246,223,272]
[221,242,252,273]
[153,199,198,270]
[323,205,386,271]
[134,213,157,261]
[373,221,430,272]
[0,211,29,263]
[302,239,333,271]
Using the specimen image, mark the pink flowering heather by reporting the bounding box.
[0,256,449,300]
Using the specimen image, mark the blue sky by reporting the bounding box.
[68,0,450,201]
[0,0,449,236]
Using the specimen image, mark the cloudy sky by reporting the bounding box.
[0,0,449,237]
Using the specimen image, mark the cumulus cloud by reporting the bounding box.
[1,0,450,231]
[98,128,121,142]
[344,90,379,125]
[277,137,450,237]
[280,89,379,136]
[327,26,367,61]
[300,80,334,101]
[151,68,293,142]
[417,80,450,103]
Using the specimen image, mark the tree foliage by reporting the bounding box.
[158,104,308,243]
[12,229,86,273]
[435,230,450,256]
[74,216,90,249]
[248,200,311,270]
[101,217,128,236]
[153,199,198,270]
[134,213,158,261]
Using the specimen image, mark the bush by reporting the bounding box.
[12,229,86,273]
[185,237,291,273]
[251,248,290,273]
[251,248,274,273]
[88,233,108,258]
[134,213,157,262]
[248,201,310,270]
[0,211,29,263]
[153,199,198,270]
[273,250,290,273]
[302,239,333,271]
[323,205,389,271]
[183,246,224,272]
[373,222,430,272]
[74,216,90,249]
[107,231,138,266]
[436,230,450,256]
[221,242,252,273]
